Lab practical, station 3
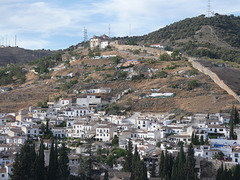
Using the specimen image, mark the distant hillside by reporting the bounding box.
[114,14,240,63]
[0,46,57,65]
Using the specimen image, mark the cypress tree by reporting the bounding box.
[234,106,239,124]
[185,143,197,180]
[11,141,36,180]
[163,150,169,179]
[230,117,234,140]
[191,132,195,145]
[131,145,140,180]
[134,160,148,180]
[178,144,186,180]
[200,135,204,145]
[151,160,156,177]
[33,140,45,180]
[124,140,133,172]
[54,139,58,175]
[104,170,109,180]
[159,150,165,178]
[233,164,240,180]
[58,142,70,180]
[48,139,55,180]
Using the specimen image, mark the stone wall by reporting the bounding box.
[112,44,166,56]
[188,57,240,102]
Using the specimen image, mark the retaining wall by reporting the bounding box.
[188,57,240,102]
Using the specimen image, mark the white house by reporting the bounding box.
[60,98,72,106]
[95,124,117,141]
[90,35,110,49]
[76,95,101,107]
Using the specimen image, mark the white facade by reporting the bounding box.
[95,124,117,141]
[76,95,101,107]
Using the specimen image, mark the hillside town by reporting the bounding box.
[0,89,239,179]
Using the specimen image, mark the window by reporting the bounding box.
[219,129,223,131]
[206,152,208,155]
[235,158,238,162]
[2,174,4,177]
[235,153,239,157]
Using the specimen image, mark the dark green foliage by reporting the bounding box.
[124,140,133,172]
[60,79,78,91]
[133,49,140,55]
[159,151,165,178]
[187,80,198,90]
[133,160,148,180]
[104,170,109,180]
[200,135,204,145]
[0,64,26,86]
[156,71,168,78]
[11,141,36,180]
[160,53,171,61]
[110,56,123,65]
[58,142,70,180]
[112,135,119,147]
[34,52,62,74]
[185,143,197,180]
[151,160,156,177]
[131,146,140,179]
[171,50,180,60]
[213,151,224,160]
[115,14,240,63]
[229,106,238,140]
[48,139,57,180]
[33,140,45,180]
[116,70,127,79]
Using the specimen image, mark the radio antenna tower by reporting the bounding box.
[129,24,131,36]
[109,24,111,38]
[15,35,17,47]
[206,0,214,17]
[84,27,88,42]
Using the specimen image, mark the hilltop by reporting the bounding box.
[114,14,240,63]
[0,46,57,65]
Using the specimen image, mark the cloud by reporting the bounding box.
[0,0,240,49]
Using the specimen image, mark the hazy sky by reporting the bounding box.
[0,0,239,50]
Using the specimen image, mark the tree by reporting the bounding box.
[151,160,156,177]
[187,80,198,90]
[159,151,165,178]
[185,143,197,180]
[11,141,36,180]
[124,140,133,172]
[112,135,119,147]
[48,139,56,180]
[200,135,204,145]
[230,116,235,140]
[33,140,45,180]
[160,53,171,61]
[58,142,70,180]
[104,170,109,180]
[134,160,148,180]
[131,146,140,180]
[171,50,180,60]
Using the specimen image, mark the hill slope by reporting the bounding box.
[0,46,238,114]
[115,14,240,63]
[0,47,57,65]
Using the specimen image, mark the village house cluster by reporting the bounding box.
[0,90,239,179]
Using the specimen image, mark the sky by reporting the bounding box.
[0,0,240,50]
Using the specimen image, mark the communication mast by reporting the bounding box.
[109,24,111,38]
[206,0,214,17]
[15,35,17,47]
[84,27,88,42]
[129,24,131,36]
